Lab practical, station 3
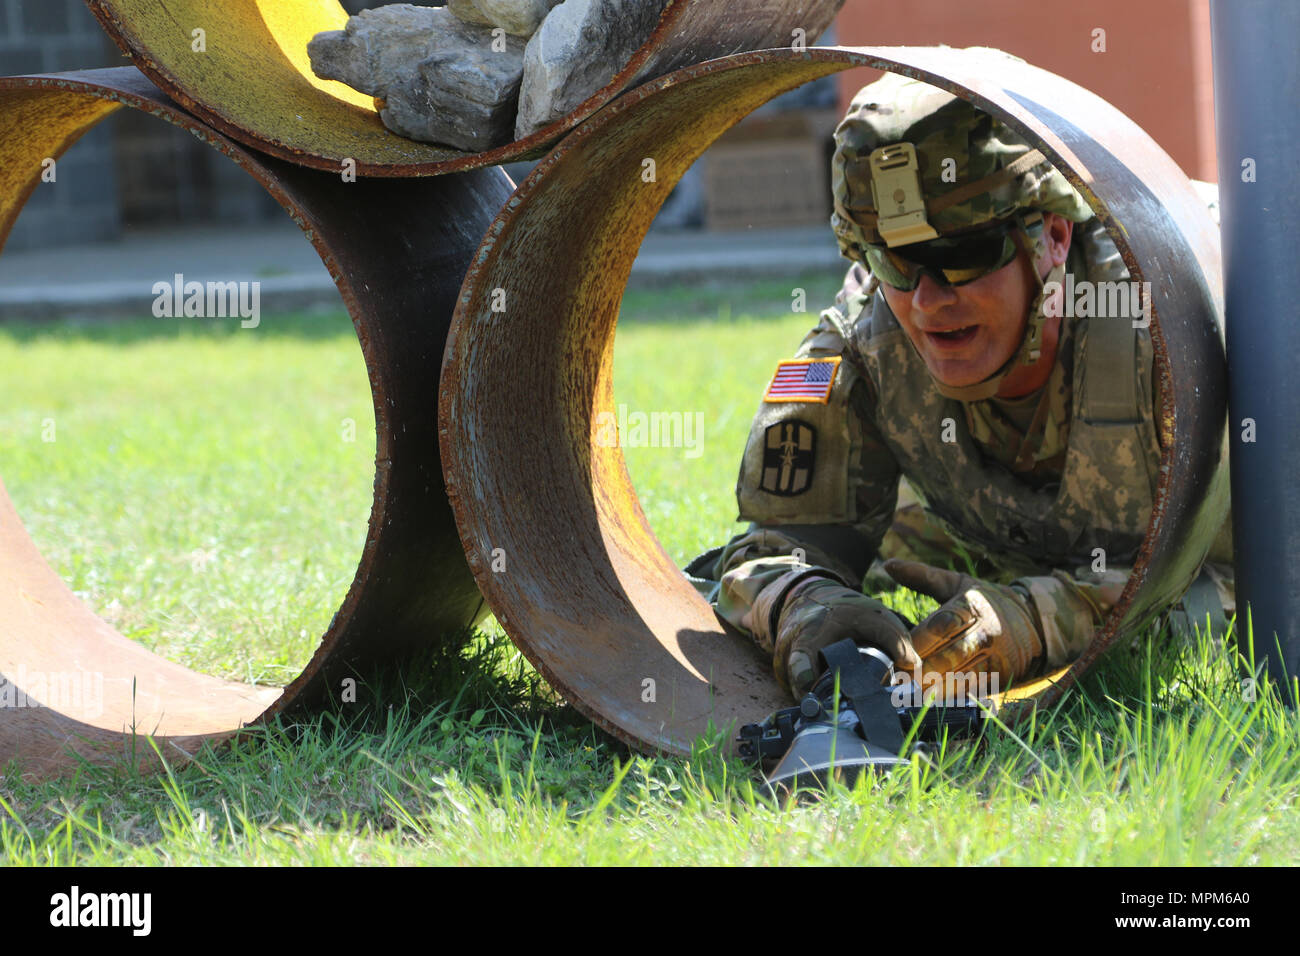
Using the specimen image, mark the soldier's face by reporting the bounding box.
[880,213,1072,391]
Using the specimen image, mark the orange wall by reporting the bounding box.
[831,0,1216,181]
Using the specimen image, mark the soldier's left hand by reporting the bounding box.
[881,559,1046,683]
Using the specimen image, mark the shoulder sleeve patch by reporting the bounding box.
[758,420,817,496]
[763,357,841,404]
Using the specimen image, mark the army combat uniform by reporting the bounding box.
[690,217,1139,653]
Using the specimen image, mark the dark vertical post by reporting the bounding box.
[1211,0,1300,704]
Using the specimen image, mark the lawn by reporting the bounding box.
[1,275,1296,866]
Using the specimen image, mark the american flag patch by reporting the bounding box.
[762,358,841,403]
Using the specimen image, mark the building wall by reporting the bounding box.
[832,0,1217,182]
[0,0,123,250]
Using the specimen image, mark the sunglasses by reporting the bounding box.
[863,217,1039,291]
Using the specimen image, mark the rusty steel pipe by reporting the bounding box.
[0,67,512,780]
[85,0,845,177]
[439,47,1229,756]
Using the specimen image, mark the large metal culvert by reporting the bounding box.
[0,68,511,780]
[85,0,845,176]
[438,46,1229,756]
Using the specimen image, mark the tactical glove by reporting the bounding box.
[882,559,1117,684]
[771,576,920,698]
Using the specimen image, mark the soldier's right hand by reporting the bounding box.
[773,577,920,698]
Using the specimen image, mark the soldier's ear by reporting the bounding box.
[1042,212,1073,267]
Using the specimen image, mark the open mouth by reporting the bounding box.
[925,325,979,346]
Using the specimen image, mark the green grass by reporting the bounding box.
[1,274,1296,866]
[0,308,376,684]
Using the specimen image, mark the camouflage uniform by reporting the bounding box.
[688,65,1234,699]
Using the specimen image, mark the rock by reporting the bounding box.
[515,0,668,140]
[308,5,443,97]
[388,34,528,150]
[308,4,527,151]
[446,0,495,28]
[449,0,562,36]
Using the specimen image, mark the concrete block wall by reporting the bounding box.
[0,0,123,251]
[0,0,286,251]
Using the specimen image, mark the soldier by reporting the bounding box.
[687,68,1234,701]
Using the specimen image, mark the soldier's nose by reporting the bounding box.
[911,272,958,313]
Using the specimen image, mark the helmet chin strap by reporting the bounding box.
[931,223,1065,403]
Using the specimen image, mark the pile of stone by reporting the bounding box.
[308,0,668,152]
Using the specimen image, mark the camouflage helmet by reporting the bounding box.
[831,63,1093,260]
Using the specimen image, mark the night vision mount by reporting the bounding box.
[737,639,991,795]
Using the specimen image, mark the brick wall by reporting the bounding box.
[831,0,1217,182]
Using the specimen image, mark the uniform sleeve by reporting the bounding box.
[706,265,903,645]
[1020,566,1131,667]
